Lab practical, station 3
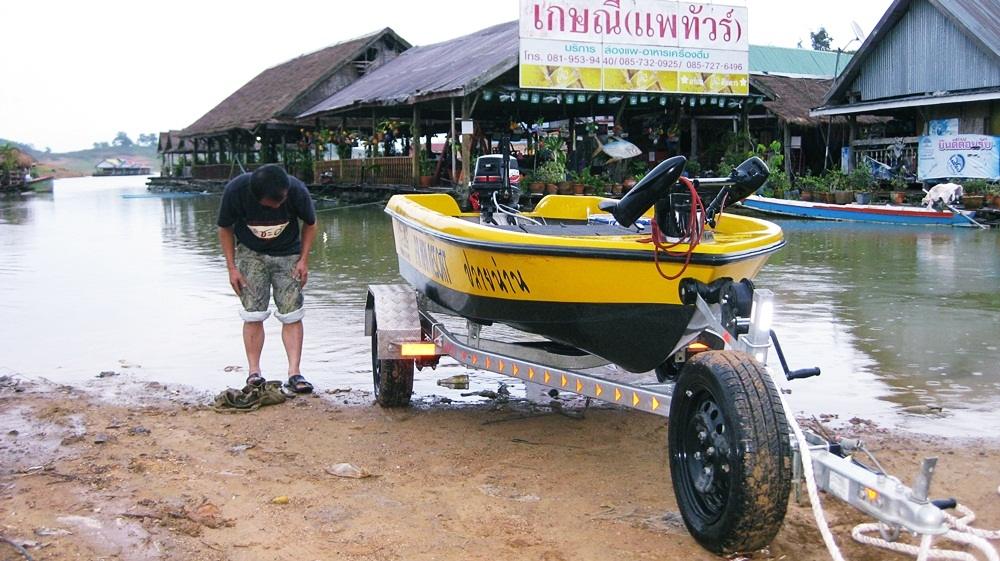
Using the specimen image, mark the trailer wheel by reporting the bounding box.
[370,315,414,407]
[668,350,791,554]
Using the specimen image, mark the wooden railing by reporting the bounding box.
[314,156,414,185]
[851,137,919,171]
[191,163,312,183]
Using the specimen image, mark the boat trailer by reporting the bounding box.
[366,283,999,559]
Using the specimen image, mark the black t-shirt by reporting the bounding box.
[217,173,316,256]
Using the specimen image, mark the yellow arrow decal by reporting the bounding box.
[575,379,583,393]
[652,397,660,411]
[560,374,568,387]
[485,357,491,369]
[544,371,551,384]
[471,355,478,365]
[632,392,640,407]
[614,388,622,401]
[528,368,535,380]
[498,359,505,373]
[595,384,603,397]
[512,363,519,376]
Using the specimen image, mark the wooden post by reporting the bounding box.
[847,116,858,171]
[689,117,698,161]
[460,96,472,199]
[783,122,792,177]
[450,98,457,184]
[412,104,422,186]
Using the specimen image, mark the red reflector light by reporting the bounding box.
[401,342,438,357]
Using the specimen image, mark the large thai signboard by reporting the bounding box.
[518,0,749,95]
[917,135,1000,180]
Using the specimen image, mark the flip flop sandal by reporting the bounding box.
[246,373,265,388]
[286,374,314,394]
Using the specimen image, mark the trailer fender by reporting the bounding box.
[366,284,422,360]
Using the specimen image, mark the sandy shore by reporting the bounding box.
[2,374,998,561]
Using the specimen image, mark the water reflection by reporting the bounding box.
[0,178,997,436]
[757,219,1000,434]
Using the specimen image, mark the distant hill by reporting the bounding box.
[0,138,159,178]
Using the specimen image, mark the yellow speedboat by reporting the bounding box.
[385,157,784,373]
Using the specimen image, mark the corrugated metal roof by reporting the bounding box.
[301,22,519,116]
[931,0,1000,58]
[749,45,853,78]
[825,0,1000,105]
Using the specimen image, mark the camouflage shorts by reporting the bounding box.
[235,245,304,324]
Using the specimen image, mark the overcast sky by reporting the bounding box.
[1,0,891,152]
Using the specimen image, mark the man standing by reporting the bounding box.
[218,164,317,393]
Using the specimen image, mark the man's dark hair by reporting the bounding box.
[249,164,290,202]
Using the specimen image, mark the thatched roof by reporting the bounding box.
[751,75,883,127]
[157,130,191,154]
[183,28,410,137]
[751,75,833,127]
[300,21,518,117]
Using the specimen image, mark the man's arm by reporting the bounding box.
[218,226,247,295]
[293,221,317,287]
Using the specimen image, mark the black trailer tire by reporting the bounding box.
[370,316,414,408]
[668,350,791,554]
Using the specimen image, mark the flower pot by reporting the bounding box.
[800,190,814,202]
[854,192,872,205]
[891,191,906,205]
[623,178,637,190]
[961,195,985,210]
[557,181,573,195]
[611,183,623,197]
[583,184,596,195]
[573,183,586,195]
[991,194,1000,208]
[545,183,558,194]
[833,190,853,205]
[419,175,433,188]
[529,181,545,194]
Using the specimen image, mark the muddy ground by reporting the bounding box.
[1,375,998,561]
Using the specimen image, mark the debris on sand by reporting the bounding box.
[184,502,230,529]
[325,463,372,479]
[96,371,119,378]
[271,496,290,505]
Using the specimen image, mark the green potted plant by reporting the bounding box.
[523,172,545,194]
[847,165,874,204]
[418,154,435,187]
[796,174,821,202]
[535,160,565,194]
[961,179,988,209]
[888,177,908,205]
[985,183,1000,209]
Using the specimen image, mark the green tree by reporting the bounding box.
[112,131,134,147]
[93,141,110,149]
[137,133,158,147]
[810,27,833,51]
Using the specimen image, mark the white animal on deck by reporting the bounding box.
[921,182,964,208]
[592,136,642,163]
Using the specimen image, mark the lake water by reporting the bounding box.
[1,176,998,436]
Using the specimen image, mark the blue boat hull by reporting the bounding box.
[740,196,978,227]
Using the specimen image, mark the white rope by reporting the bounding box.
[852,524,999,561]
[769,369,849,561]
[769,366,1000,561]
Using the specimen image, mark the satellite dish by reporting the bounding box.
[850,21,867,43]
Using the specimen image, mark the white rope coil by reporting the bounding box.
[769,366,1000,561]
